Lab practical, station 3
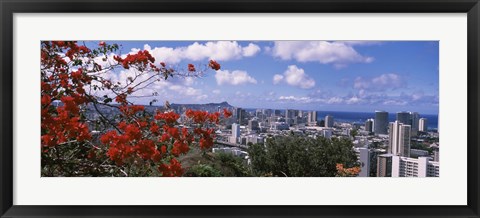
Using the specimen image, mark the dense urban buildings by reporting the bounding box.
[166,102,439,178]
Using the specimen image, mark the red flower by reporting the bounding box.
[99,41,106,47]
[208,60,221,70]
[41,94,51,106]
[188,64,196,72]
[160,133,170,142]
[154,111,180,125]
[223,108,232,118]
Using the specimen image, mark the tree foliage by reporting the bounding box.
[248,135,359,177]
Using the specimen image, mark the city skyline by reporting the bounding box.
[90,40,439,114]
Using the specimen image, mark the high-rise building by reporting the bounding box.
[419,118,428,132]
[248,119,259,131]
[410,112,420,136]
[388,121,411,157]
[359,148,371,177]
[325,115,334,127]
[365,119,374,133]
[377,154,393,177]
[396,111,411,125]
[392,156,439,177]
[232,123,240,139]
[274,109,282,116]
[285,109,293,119]
[374,111,388,135]
[262,109,272,117]
[307,111,317,126]
[434,148,440,162]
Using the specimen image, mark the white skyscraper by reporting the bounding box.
[388,121,411,157]
[365,119,374,133]
[325,115,334,127]
[307,111,317,126]
[419,118,428,132]
[359,148,371,177]
[232,123,240,139]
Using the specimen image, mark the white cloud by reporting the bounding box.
[354,73,406,91]
[270,41,374,68]
[212,89,221,94]
[242,43,261,57]
[278,95,313,103]
[215,70,257,85]
[273,74,284,84]
[383,100,408,106]
[136,41,261,65]
[327,97,344,104]
[346,96,362,104]
[273,65,315,89]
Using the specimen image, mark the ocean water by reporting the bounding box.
[315,111,438,129]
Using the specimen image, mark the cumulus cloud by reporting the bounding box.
[139,41,261,65]
[273,65,315,89]
[354,73,406,91]
[242,43,261,56]
[215,70,258,85]
[269,41,374,68]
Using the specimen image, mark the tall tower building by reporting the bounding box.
[248,119,259,131]
[419,118,428,132]
[325,115,334,127]
[374,111,388,135]
[359,148,371,177]
[377,154,393,177]
[388,121,411,157]
[365,119,374,133]
[410,112,420,136]
[232,123,240,139]
[396,111,411,125]
[307,111,318,126]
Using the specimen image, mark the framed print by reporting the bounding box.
[1,0,479,217]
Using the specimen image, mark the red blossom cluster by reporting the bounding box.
[41,42,93,150]
[114,50,155,69]
[41,40,227,177]
[208,60,221,71]
[41,95,91,148]
[185,109,221,124]
[158,158,184,177]
[187,64,196,72]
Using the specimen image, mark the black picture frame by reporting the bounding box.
[1,0,479,217]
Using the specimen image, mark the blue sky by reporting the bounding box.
[92,41,439,115]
